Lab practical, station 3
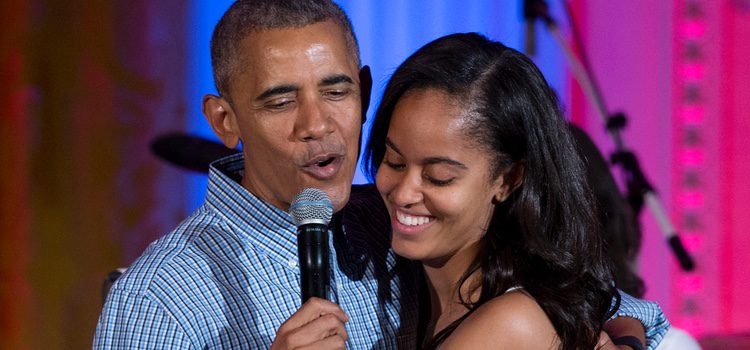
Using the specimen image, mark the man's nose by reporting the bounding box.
[294,97,334,141]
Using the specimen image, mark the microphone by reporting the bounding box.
[289,188,333,303]
[150,132,239,173]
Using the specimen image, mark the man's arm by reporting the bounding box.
[94,288,193,349]
[605,290,670,350]
[602,316,645,350]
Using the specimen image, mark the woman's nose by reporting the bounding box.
[389,171,423,208]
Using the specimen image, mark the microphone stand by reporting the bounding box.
[525,0,695,271]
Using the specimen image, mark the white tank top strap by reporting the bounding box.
[505,285,523,293]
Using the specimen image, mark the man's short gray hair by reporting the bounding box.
[210,0,360,98]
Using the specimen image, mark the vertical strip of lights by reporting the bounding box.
[672,0,707,336]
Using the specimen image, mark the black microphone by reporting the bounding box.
[289,188,333,303]
[150,132,239,173]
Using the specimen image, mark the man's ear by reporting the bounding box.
[202,94,240,149]
[359,65,372,125]
[493,161,526,203]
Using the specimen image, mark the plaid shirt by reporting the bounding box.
[94,154,668,349]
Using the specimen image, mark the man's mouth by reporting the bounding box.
[317,157,335,167]
[301,154,344,180]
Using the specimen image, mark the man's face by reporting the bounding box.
[220,21,362,212]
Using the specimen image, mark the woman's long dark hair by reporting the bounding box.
[364,33,618,349]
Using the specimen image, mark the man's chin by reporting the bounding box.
[313,169,355,212]
[297,165,355,212]
[322,185,351,213]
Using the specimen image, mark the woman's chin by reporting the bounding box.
[391,239,427,262]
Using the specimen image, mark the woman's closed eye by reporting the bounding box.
[383,159,405,170]
[425,175,454,186]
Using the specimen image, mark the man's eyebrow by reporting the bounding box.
[255,84,298,101]
[320,74,354,86]
[254,75,352,101]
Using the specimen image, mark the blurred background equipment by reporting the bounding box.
[150,133,238,173]
[525,0,695,272]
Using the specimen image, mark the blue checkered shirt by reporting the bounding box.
[94,154,668,349]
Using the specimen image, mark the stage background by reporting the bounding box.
[1,0,748,348]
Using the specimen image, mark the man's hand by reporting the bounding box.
[598,331,617,349]
[597,331,639,350]
[270,298,349,350]
[600,316,646,350]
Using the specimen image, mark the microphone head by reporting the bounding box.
[289,188,334,227]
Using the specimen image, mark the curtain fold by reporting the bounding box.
[0,1,32,349]
[1,1,189,348]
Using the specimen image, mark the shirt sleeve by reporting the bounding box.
[610,290,671,350]
[94,287,193,349]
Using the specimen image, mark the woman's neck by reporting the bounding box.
[422,242,482,337]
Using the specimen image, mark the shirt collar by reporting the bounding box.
[205,153,298,267]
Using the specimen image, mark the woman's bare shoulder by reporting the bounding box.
[440,290,559,350]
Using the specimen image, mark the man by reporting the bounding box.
[94,1,668,349]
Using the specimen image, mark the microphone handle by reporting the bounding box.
[297,223,329,303]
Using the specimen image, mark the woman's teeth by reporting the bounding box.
[396,211,433,226]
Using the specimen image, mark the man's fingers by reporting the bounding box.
[285,313,348,348]
[596,330,617,350]
[297,334,347,350]
[301,314,348,341]
[271,298,349,350]
[277,298,348,333]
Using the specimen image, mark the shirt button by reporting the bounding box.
[337,282,343,290]
[288,259,297,268]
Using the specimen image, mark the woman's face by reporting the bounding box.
[376,88,512,266]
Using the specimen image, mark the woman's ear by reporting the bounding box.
[202,94,241,148]
[492,161,526,203]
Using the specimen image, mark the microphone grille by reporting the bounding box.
[289,188,333,226]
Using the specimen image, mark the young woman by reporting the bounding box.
[364,33,618,349]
